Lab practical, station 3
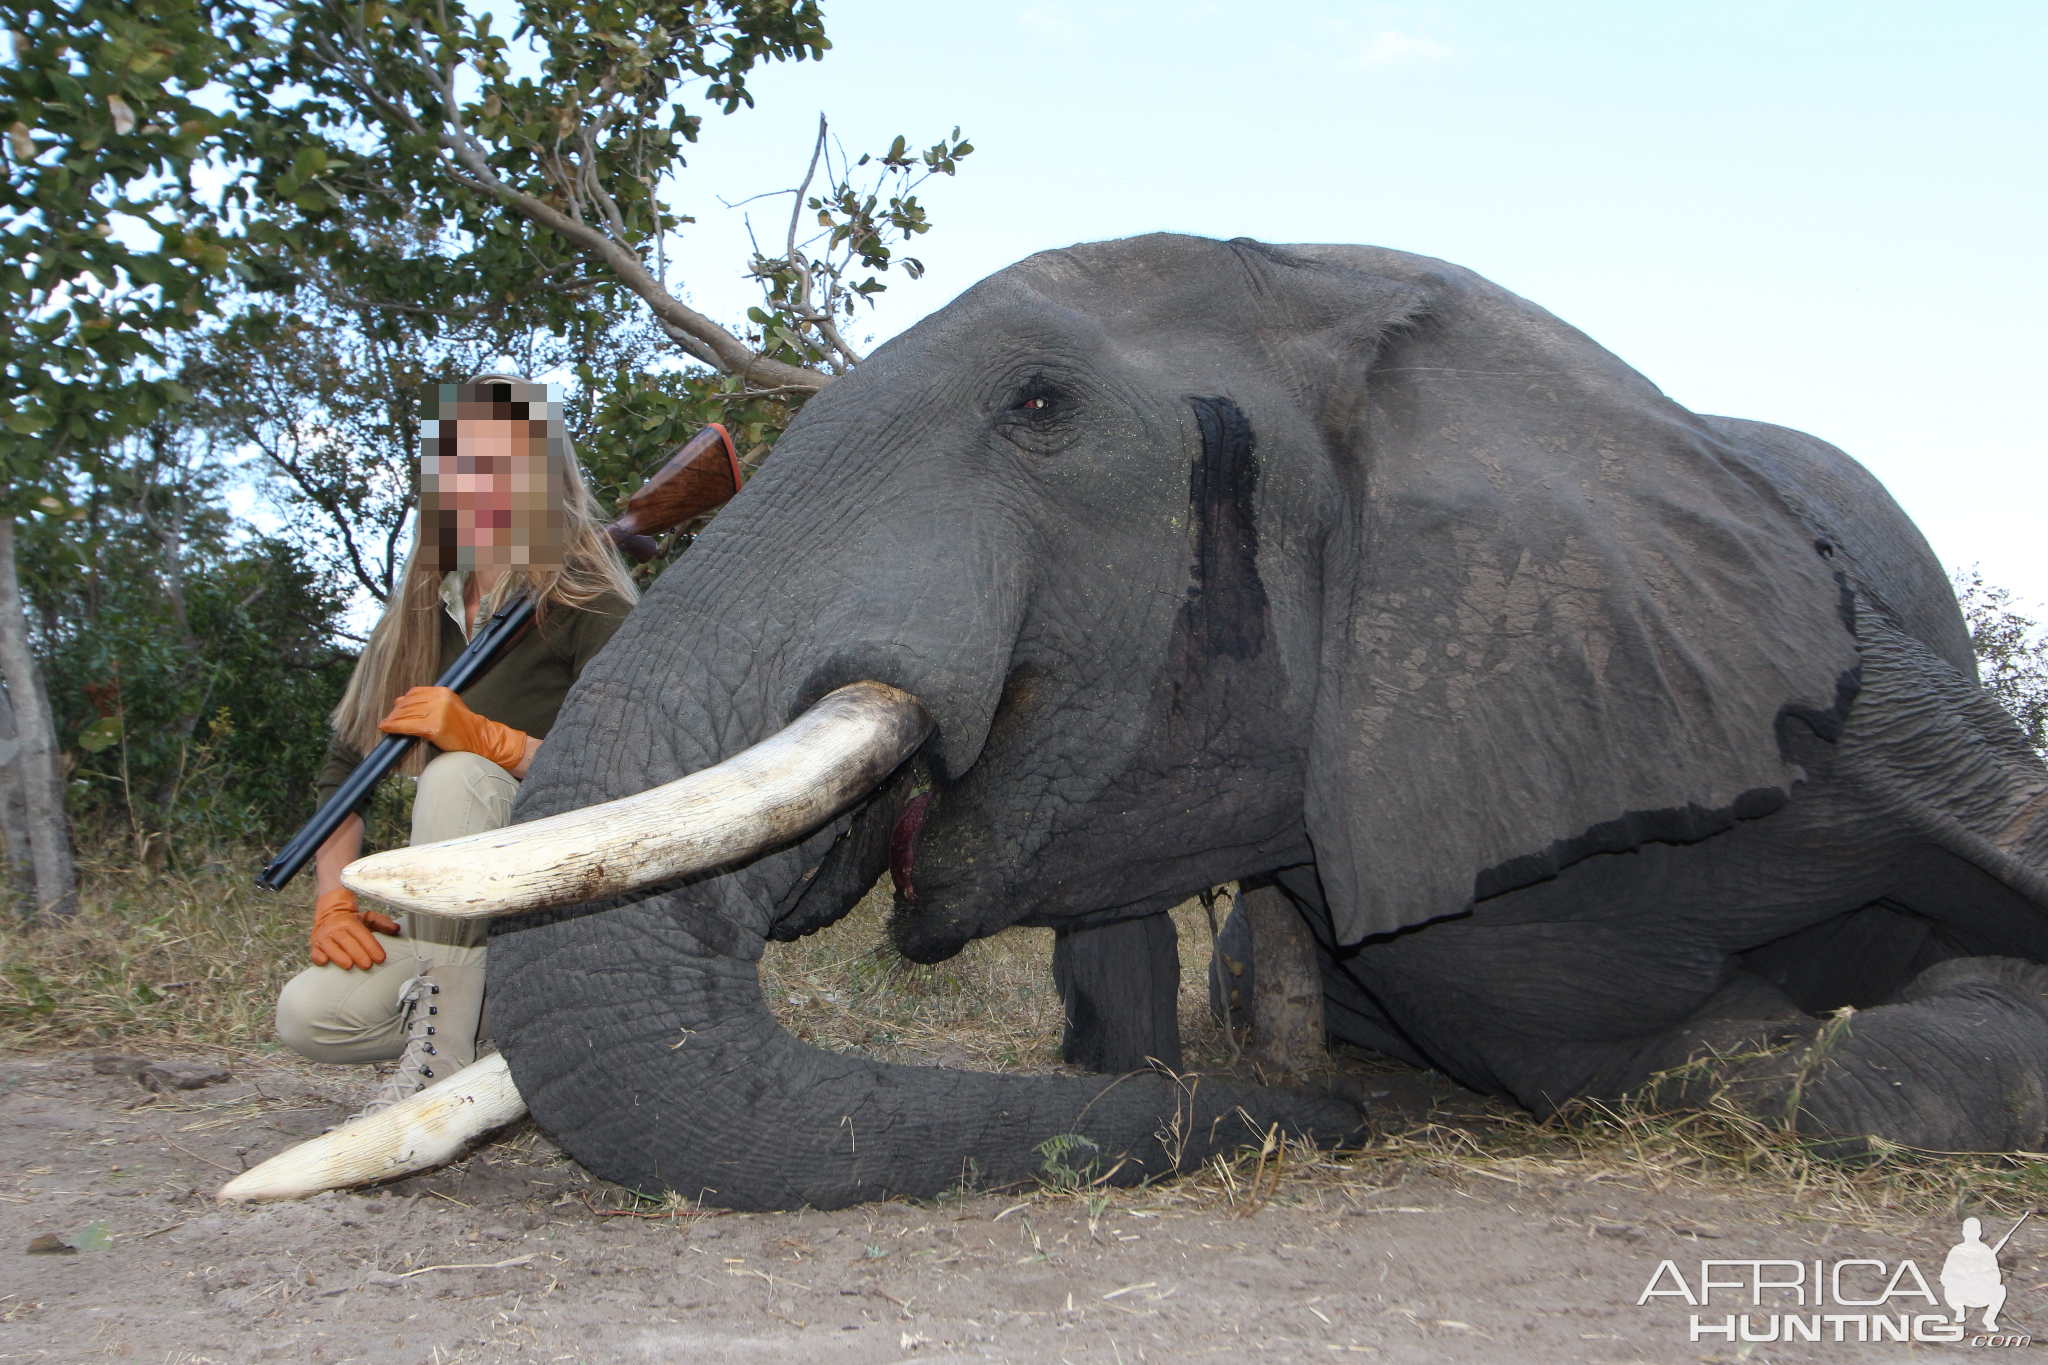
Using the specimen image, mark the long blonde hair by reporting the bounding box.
[331,375,639,764]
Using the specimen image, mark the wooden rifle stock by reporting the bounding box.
[257,423,745,892]
[604,423,740,563]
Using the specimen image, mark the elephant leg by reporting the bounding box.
[1410,951,2048,1155]
[1330,789,1915,1108]
[1337,858,2048,1154]
[1208,875,1438,1071]
[1781,957,2048,1153]
[1243,885,1325,1071]
[1052,912,1182,1073]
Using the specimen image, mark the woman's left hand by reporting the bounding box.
[379,686,530,773]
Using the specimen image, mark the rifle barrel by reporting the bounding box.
[258,422,745,893]
[255,593,539,892]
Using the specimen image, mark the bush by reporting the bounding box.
[1955,567,2048,756]
[21,453,357,863]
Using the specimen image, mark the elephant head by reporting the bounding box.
[349,235,1859,1210]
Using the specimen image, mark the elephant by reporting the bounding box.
[341,234,2048,1211]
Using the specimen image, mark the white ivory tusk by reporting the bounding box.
[217,1052,526,1203]
[341,680,931,918]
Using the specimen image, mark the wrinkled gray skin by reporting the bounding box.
[493,236,2048,1210]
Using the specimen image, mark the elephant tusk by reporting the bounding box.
[340,680,933,918]
[217,1052,527,1202]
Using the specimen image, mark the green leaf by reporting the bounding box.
[77,716,123,754]
[71,1221,113,1252]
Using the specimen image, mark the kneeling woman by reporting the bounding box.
[276,376,635,1112]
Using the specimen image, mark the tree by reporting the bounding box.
[1956,568,2048,758]
[3,0,975,899]
[1,0,255,915]
[20,422,356,855]
[231,0,967,400]
[187,213,771,602]
[186,220,605,605]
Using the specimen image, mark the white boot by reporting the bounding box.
[346,959,488,1122]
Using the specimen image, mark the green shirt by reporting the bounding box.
[312,588,634,828]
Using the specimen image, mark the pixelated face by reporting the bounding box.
[418,382,566,572]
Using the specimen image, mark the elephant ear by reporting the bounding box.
[1285,246,1860,942]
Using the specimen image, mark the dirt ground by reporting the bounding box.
[5,1048,2034,1365]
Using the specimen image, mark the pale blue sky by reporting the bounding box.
[645,0,2046,612]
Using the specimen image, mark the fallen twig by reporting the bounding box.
[385,1253,536,1280]
[871,1288,916,1318]
[730,1265,812,1293]
[142,1122,238,1174]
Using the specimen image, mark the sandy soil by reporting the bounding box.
[4,1051,2032,1365]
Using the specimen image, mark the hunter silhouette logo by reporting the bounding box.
[1635,1212,2036,1346]
[1943,1212,2029,1331]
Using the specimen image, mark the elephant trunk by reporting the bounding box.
[498,881,1360,1209]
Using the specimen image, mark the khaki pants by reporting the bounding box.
[274,752,513,1064]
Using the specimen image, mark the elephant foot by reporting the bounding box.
[1627,958,2048,1155]
[1052,912,1182,1073]
[1717,957,2048,1155]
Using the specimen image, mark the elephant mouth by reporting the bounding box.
[339,681,934,918]
[889,791,934,902]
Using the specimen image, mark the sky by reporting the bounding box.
[622,0,2046,611]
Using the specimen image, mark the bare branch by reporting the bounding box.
[232,404,394,603]
[786,114,826,268]
[815,314,864,369]
[420,84,826,389]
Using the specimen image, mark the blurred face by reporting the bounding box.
[419,417,565,572]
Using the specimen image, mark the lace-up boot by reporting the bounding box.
[344,958,488,1122]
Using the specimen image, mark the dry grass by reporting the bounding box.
[0,851,310,1054]
[1039,1059,2048,1237]
[757,886,1241,1075]
[10,853,2047,1233]
[1178,1098,2048,1238]
[758,880,1068,1073]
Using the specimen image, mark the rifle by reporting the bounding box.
[256,423,741,893]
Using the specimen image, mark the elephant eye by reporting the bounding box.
[996,378,1080,454]
[1008,378,1064,416]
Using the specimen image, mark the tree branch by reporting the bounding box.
[305,4,839,394]
[786,114,826,274]
[234,405,392,603]
[405,26,829,391]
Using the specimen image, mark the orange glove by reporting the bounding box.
[310,887,401,970]
[378,685,528,771]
